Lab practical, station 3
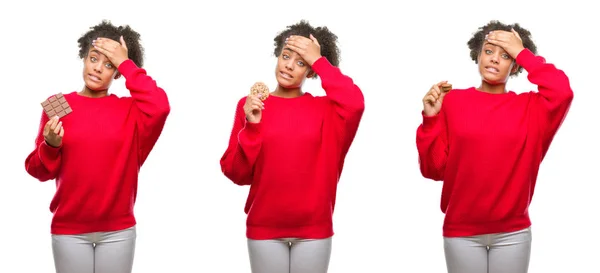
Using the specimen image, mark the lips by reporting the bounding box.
[279,71,293,79]
[485,66,500,74]
[88,74,102,82]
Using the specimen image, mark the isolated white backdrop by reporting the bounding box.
[0,0,597,272]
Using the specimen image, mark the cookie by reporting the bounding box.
[441,83,452,93]
[250,82,270,101]
[41,93,72,118]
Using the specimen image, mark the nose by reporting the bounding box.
[284,59,294,71]
[93,61,103,73]
[490,52,500,64]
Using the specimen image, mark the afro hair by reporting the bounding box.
[273,20,340,79]
[467,20,537,76]
[77,20,144,70]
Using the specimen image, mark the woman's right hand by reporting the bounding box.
[43,116,64,148]
[423,81,449,117]
[243,95,265,123]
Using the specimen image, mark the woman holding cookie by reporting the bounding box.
[220,20,365,273]
[24,20,170,273]
[416,20,573,273]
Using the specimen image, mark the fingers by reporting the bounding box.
[309,34,320,46]
[284,38,306,54]
[53,120,63,135]
[285,35,312,51]
[92,37,119,56]
[436,80,448,87]
[120,36,128,50]
[245,95,265,113]
[45,116,59,131]
[423,94,437,105]
[59,126,65,138]
[287,35,312,45]
[423,82,447,102]
[250,96,265,110]
[511,28,522,41]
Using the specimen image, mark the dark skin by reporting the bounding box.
[44,36,131,148]
[244,34,323,124]
[78,36,130,98]
[422,29,525,117]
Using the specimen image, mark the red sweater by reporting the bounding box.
[24,59,170,235]
[220,57,365,240]
[416,49,574,237]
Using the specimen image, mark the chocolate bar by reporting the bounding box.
[41,93,72,118]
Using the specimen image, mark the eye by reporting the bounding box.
[297,61,305,67]
[485,49,493,54]
[501,53,510,59]
[282,54,289,59]
[105,63,114,69]
[90,56,97,62]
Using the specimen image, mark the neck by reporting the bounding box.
[477,81,507,94]
[79,86,108,98]
[273,85,304,98]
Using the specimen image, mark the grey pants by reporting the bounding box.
[247,237,333,273]
[443,227,532,273]
[51,225,136,273]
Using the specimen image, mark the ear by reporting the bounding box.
[114,72,122,80]
[307,70,316,79]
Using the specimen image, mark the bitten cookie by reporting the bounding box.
[441,83,452,93]
[250,82,270,101]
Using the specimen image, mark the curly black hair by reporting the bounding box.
[77,20,144,70]
[467,20,537,75]
[273,20,340,79]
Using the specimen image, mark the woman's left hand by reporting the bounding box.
[284,34,322,66]
[92,36,129,68]
[485,29,525,59]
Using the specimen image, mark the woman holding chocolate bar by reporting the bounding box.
[416,20,573,273]
[24,20,170,273]
[220,20,365,273]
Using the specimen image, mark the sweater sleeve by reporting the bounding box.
[118,60,171,165]
[416,109,449,181]
[220,97,262,186]
[516,49,574,154]
[24,112,62,182]
[311,57,365,156]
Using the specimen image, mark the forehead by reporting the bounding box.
[281,47,303,57]
[87,47,108,58]
[482,42,507,52]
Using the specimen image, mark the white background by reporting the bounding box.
[0,0,597,272]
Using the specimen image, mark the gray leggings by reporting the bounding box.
[51,225,136,273]
[443,227,532,273]
[247,237,333,273]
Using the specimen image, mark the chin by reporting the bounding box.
[276,79,300,89]
[84,82,108,92]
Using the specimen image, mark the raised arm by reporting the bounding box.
[312,56,365,156]
[118,59,171,164]
[93,36,171,165]
[485,30,574,154]
[516,48,574,152]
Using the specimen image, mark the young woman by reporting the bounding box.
[416,20,574,273]
[24,20,170,273]
[220,20,365,273]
